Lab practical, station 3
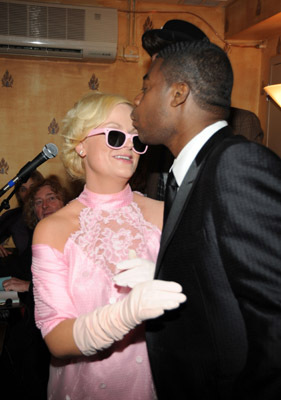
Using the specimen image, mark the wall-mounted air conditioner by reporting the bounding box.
[0,1,118,61]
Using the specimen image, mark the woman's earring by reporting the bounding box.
[79,150,84,156]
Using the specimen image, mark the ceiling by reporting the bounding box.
[139,0,235,7]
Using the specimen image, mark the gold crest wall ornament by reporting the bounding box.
[0,158,9,175]
[48,118,59,135]
[2,70,13,88]
[88,74,99,91]
[143,17,153,33]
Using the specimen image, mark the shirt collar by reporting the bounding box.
[172,120,228,186]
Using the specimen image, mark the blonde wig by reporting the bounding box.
[60,92,132,180]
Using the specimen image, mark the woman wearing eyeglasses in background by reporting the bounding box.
[31,92,186,400]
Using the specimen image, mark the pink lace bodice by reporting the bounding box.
[32,184,161,400]
[73,184,160,276]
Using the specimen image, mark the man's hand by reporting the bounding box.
[2,277,30,293]
[0,244,12,258]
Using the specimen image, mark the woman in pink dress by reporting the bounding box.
[31,92,186,400]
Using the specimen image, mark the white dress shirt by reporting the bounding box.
[172,121,228,187]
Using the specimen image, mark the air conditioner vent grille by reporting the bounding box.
[10,2,27,36]
[0,43,82,52]
[68,9,85,40]
[0,1,86,40]
[0,1,117,61]
[29,5,47,38]
[48,7,66,39]
[0,2,8,35]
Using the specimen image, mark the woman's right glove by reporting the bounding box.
[114,250,156,288]
[73,280,186,356]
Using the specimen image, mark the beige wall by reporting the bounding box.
[0,0,278,209]
[225,0,281,143]
[259,34,281,134]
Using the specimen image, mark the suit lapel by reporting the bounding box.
[157,160,198,260]
[155,127,232,276]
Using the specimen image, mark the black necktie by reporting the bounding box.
[164,170,178,224]
[156,172,167,201]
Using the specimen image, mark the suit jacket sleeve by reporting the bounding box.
[211,140,281,394]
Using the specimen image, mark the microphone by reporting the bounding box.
[0,143,58,197]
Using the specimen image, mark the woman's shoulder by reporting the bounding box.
[133,192,164,230]
[33,200,82,251]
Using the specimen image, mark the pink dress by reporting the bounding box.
[32,185,161,400]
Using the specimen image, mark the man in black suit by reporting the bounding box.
[142,20,264,200]
[130,40,281,399]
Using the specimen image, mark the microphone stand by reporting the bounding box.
[0,186,17,213]
[0,163,29,199]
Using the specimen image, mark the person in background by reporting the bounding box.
[24,175,69,231]
[31,92,186,400]
[2,177,68,291]
[0,170,44,258]
[141,19,264,200]
[228,106,264,142]
[0,176,67,400]
[120,39,281,399]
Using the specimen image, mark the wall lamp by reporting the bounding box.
[264,84,281,108]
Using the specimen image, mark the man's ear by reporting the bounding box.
[171,82,189,107]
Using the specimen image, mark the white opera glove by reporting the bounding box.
[73,280,186,356]
[114,249,156,288]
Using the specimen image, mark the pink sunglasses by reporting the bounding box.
[85,128,148,155]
